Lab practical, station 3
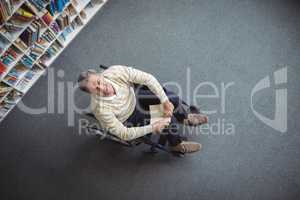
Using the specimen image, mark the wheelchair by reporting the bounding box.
[83,65,201,157]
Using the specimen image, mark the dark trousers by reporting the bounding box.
[124,84,189,146]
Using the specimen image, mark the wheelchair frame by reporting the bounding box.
[85,112,184,156]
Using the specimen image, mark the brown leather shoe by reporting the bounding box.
[170,141,202,154]
[183,114,208,126]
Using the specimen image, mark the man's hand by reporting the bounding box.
[163,100,174,117]
[152,118,171,133]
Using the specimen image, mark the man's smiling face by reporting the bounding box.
[86,74,115,96]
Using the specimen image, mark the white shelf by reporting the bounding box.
[0,0,109,122]
[0,94,23,122]
[70,13,78,22]
[60,25,82,46]
[3,68,30,90]
[16,70,45,93]
[83,1,107,23]
[73,0,91,13]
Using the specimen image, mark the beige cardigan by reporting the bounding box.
[91,65,168,141]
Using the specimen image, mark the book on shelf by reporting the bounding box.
[56,12,70,30]
[50,8,72,33]
[0,82,11,97]
[7,62,27,76]
[0,101,12,118]
[79,10,86,20]
[19,19,43,46]
[28,0,49,13]
[58,16,82,42]
[58,25,73,42]
[4,61,31,85]
[16,64,44,91]
[1,28,16,42]
[16,7,34,18]
[74,16,83,26]
[0,61,7,75]
[7,45,20,58]
[49,20,60,33]
[0,0,13,23]
[14,37,28,51]
[90,0,104,6]
[48,40,62,53]
[12,4,36,22]
[65,3,76,16]
[41,10,53,25]
[84,0,102,11]
[46,0,69,16]
[0,0,22,24]
[4,89,22,104]
[54,0,62,12]
[20,55,33,68]
[64,16,82,33]
[15,77,30,91]
[1,5,36,41]
[0,34,10,53]
[9,14,32,26]
[56,0,70,13]
[36,38,48,48]
[28,41,46,60]
[35,17,47,28]
[41,29,56,42]
[0,45,22,66]
[1,53,14,66]
[24,1,39,15]
[3,74,17,85]
[36,60,47,68]
[40,39,62,63]
[0,22,23,40]
[29,44,45,60]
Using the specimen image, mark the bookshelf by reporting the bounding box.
[0,0,109,122]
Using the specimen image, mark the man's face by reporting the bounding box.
[86,74,112,96]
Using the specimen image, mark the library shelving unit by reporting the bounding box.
[0,0,109,122]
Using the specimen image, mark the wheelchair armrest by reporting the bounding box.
[84,112,97,120]
[99,64,109,70]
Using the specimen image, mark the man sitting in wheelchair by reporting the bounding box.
[77,65,208,154]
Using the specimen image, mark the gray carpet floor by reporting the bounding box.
[0,0,300,199]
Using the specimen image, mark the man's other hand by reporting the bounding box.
[152,118,171,133]
[163,100,174,117]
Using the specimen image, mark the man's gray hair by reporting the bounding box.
[77,69,97,93]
